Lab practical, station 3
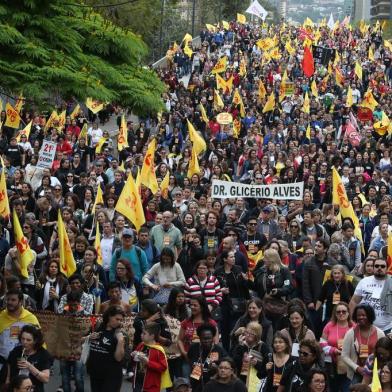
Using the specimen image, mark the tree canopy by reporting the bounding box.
[0,0,165,115]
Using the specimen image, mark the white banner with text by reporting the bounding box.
[211,180,304,200]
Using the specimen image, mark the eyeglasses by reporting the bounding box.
[299,351,311,357]
[290,225,298,228]
[55,188,61,191]
[336,310,348,314]
[248,222,257,226]
[374,264,387,269]
[255,177,263,180]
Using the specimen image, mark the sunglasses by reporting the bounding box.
[248,222,257,226]
[299,351,311,357]
[374,264,386,269]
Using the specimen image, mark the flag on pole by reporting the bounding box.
[94,221,103,266]
[70,104,81,120]
[258,79,267,100]
[214,89,224,110]
[237,13,246,24]
[306,124,311,139]
[371,358,382,392]
[187,148,200,178]
[199,103,209,124]
[58,210,77,278]
[346,86,353,107]
[14,94,24,113]
[95,137,107,154]
[0,157,10,219]
[355,62,363,80]
[78,123,88,142]
[332,168,364,253]
[16,121,32,143]
[362,90,378,111]
[302,92,310,114]
[311,80,318,98]
[115,172,146,231]
[211,56,227,74]
[182,33,192,44]
[232,89,245,117]
[245,0,268,20]
[117,114,128,151]
[86,98,104,114]
[262,92,275,113]
[140,139,159,194]
[160,172,170,199]
[13,209,35,279]
[327,14,335,30]
[302,46,315,78]
[92,185,104,214]
[4,103,21,129]
[187,120,206,155]
[44,110,58,132]
[368,46,375,61]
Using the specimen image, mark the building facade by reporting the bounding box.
[370,0,392,20]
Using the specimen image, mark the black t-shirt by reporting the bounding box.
[8,345,51,392]
[242,232,267,253]
[5,145,23,167]
[86,329,122,377]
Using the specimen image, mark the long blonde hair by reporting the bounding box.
[264,248,284,273]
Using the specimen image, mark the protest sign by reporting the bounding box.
[312,45,335,67]
[211,180,304,200]
[37,140,57,169]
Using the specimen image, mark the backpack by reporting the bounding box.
[114,246,143,268]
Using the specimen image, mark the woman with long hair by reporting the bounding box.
[320,302,353,392]
[112,259,143,311]
[203,357,247,392]
[280,307,316,357]
[7,374,34,392]
[231,298,274,349]
[163,287,189,322]
[214,249,250,351]
[261,331,295,392]
[342,304,385,384]
[36,259,68,312]
[381,362,392,392]
[303,369,329,392]
[6,325,50,392]
[362,338,392,385]
[142,247,186,305]
[86,306,126,392]
[316,265,354,324]
[20,182,36,213]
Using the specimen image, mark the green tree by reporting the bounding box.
[0,0,165,115]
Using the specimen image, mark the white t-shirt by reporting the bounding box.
[354,276,392,331]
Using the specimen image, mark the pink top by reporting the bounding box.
[321,321,354,360]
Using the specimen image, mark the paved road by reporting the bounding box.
[47,359,133,392]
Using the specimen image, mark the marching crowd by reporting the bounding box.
[0,12,392,392]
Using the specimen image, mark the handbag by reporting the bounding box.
[80,336,90,365]
[211,306,222,321]
[262,296,288,317]
[152,287,171,304]
[231,297,247,314]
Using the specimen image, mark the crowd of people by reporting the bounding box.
[0,12,392,392]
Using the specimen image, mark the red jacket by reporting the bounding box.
[135,343,168,392]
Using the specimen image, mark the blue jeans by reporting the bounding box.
[60,360,84,392]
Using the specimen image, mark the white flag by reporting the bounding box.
[327,13,335,30]
[245,0,268,20]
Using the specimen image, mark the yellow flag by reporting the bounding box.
[140,139,159,194]
[184,44,193,58]
[368,46,374,61]
[334,51,340,66]
[86,97,104,114]
[232,89,245,117]
[16,121,32,143]
[187,148,200,178]
[95,137,107,154]
[94,221,103,266]
[362,89,378,111]
[70,104,81,120]
[222,21,229,29]
[92,185,104,214]
[355,62,363,80]
[279,71,288,103]
[13,209,35,279]
[200,103,209,124]
[44,110,58,132]
[206,24,216,32]
[302,92,310,114]
[239,59,247,77]
[233,118,241,138]
[160,171,170,199]
[58,210,76,278]
[0,157,10,219]
[346,86,353,107]
[262,92,275,113]
[118,114,128,152]
[374,112,390,136]
[269,47,281,60]
[303,17,314,27]
[115,172,146,231]
[237,13,246,24]
[214,89,224,110]
[306,124,311,139]
[335,67,344,87]
[0,99,3,114]
[332,168,364,252]
[327,62,333,75]
[311,80,318,98]
[371,358,382,392]
[211,56,227,74]
[258,79,267,100]
[14,95,24,113]
[216,74,226,91]
[285,41,295,55]
[56,110,66,131]
[257,38,274,51]
[78,123,88,142]
[187,120,206,155]
[385,40,392,51]
[5,103,21,129]
[182,33,192,44]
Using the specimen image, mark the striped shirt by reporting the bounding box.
[184,275,222,306]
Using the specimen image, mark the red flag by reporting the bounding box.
[302,46,315,78]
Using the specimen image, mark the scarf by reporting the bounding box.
[0,308,40,335]
[42,277,60,312]
[144,343,172,389]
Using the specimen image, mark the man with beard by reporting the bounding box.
[349,258,392,334]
